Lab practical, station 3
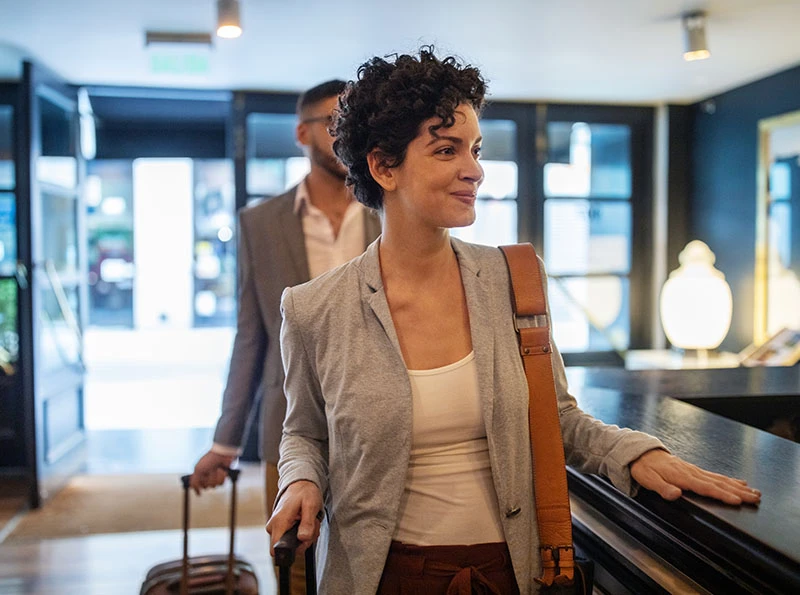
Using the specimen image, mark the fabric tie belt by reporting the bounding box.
[382,541,514,595]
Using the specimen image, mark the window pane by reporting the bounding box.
[548,275,629,352]
[480,161,518,200]
[770,161,791,201]
[480,120,517,162]
[38,156,77,189]
[0,105,13,189]
[544,199,630,275]
[246,113,307,196]
[544,122,631,199]
[0,193,16,276]
[769,201,792,269]
[194,160,236,327]
[0,278,18,368]
[42,191,78,276]
[247,157,309,197]
[86,161,134,327]
[38,286,81,372]
[451,199,517,246]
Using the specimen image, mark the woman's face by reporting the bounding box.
[387,103,484,230]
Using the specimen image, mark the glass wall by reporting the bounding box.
[86,160,134,326]
[0,104,16,375]
[246,113,308,204]
[543,122,633,354]
[85,158,235,328]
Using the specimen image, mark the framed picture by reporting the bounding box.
[739,327,800,367]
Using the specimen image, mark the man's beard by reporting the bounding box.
[310,142,348,181]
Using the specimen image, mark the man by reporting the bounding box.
[190,80,381,592]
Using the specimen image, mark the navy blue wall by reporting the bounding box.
[690,64,800,351]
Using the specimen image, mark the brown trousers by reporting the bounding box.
[266,462,307,595]
[377,540,520,594]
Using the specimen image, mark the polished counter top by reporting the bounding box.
[563,365,800,593]
[568,365,800,399]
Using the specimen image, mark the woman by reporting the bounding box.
[266,48,760,594]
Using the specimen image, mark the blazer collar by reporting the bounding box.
[359,236,482,292]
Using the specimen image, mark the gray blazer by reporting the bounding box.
[213,185,381,463]
[278,237,664,594]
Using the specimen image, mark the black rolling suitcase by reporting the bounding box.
[273,522,317,595]
[140,468,259,595]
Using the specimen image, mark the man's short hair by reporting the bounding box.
[297,80,347,116]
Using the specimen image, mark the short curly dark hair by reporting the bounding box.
[333,47,487,210]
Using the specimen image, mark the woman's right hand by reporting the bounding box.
[266,480,324,557]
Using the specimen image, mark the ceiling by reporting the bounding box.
[1,0,799,105]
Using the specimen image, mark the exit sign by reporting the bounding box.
[149,53,210,75]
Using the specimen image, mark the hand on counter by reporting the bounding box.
[631,448,762,506]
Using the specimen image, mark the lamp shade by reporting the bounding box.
[217,0,242,38]
[683,11,710,61]
[660,240,732,350]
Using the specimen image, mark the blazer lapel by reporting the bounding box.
[452,239,497,432]
[360,240,406,364]
[277,190,310,284]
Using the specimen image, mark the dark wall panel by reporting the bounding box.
[95,123,227,159]
[690,64,800,351]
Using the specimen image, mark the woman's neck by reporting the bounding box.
[379,224,456,284]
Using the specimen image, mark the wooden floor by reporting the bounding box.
[0,526,277,594]
[0,428,277,594]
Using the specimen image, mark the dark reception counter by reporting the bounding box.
[565,367,800,594]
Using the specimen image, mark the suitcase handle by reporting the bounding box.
[274,521,301,567]
[273,520,318,595]
[179,468,240,595]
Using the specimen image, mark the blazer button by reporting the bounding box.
[505,506,521,518]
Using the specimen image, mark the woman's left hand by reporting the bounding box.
[630,449,761,506]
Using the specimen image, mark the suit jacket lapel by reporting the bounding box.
[277,189,310,284]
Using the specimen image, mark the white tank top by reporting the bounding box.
[393,351,506,546]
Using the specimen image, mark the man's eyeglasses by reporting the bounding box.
[302,115,334,125]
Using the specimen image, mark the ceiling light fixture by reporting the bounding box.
[217,0,242,39]
[683,10,710,61]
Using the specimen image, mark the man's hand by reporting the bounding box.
[189,450,236,495]
[266,480,324,557]
[631,449,761,506]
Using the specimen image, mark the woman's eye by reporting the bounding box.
[437,146,455,155]
[474,146,483,158]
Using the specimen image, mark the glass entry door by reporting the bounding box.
[23,62,87,505]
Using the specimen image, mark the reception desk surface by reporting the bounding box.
[566,367,800,594]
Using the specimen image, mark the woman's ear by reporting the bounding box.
[367,150,397,193]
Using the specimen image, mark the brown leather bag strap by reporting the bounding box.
[499,243,575,587]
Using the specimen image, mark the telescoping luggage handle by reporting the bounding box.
[179,467,240,595]
[274,521,318,595]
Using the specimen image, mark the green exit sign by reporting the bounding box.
[150,53,210,75]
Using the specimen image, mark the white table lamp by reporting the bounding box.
[660,240,733,352]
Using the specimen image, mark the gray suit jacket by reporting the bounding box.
[213,184,381,463]
[278,237,664,594]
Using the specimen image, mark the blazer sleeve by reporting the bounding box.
[213,210,268,450]
[276,286,330,499]
[539,258,666,496]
